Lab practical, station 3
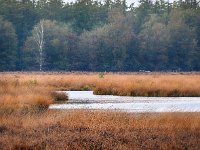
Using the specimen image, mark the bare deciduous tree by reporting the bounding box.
[33,20,44,71]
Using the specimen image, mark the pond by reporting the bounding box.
[49,91,200,112]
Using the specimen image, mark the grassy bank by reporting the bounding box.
[1,72,200,98]
[0,73,69,114]
[1,111,200,149]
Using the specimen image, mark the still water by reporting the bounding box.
[49,91,200,112]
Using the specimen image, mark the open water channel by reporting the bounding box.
[49,91,200,112]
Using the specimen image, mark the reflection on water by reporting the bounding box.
[49,91,200,112]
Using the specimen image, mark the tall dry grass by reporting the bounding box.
[94,73,200,96]
[0,110,200,149]
[1,72,200,97]
[0,75,53,114]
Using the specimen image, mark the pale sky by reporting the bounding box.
[63,0,175,7]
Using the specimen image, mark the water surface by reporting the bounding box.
[49,91,200,112]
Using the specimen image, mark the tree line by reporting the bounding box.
[0,0,200,71]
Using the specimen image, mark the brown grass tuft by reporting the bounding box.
[51,92,68,102]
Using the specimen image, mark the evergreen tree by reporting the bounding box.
[0,17,17,71]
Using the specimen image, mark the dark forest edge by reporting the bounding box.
[0,0,200,71]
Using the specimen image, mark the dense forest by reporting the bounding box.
[0,0,200,71]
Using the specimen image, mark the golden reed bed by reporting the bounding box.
[1,72,200,97]
[1,111,200,149]
[0,72,200,149]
